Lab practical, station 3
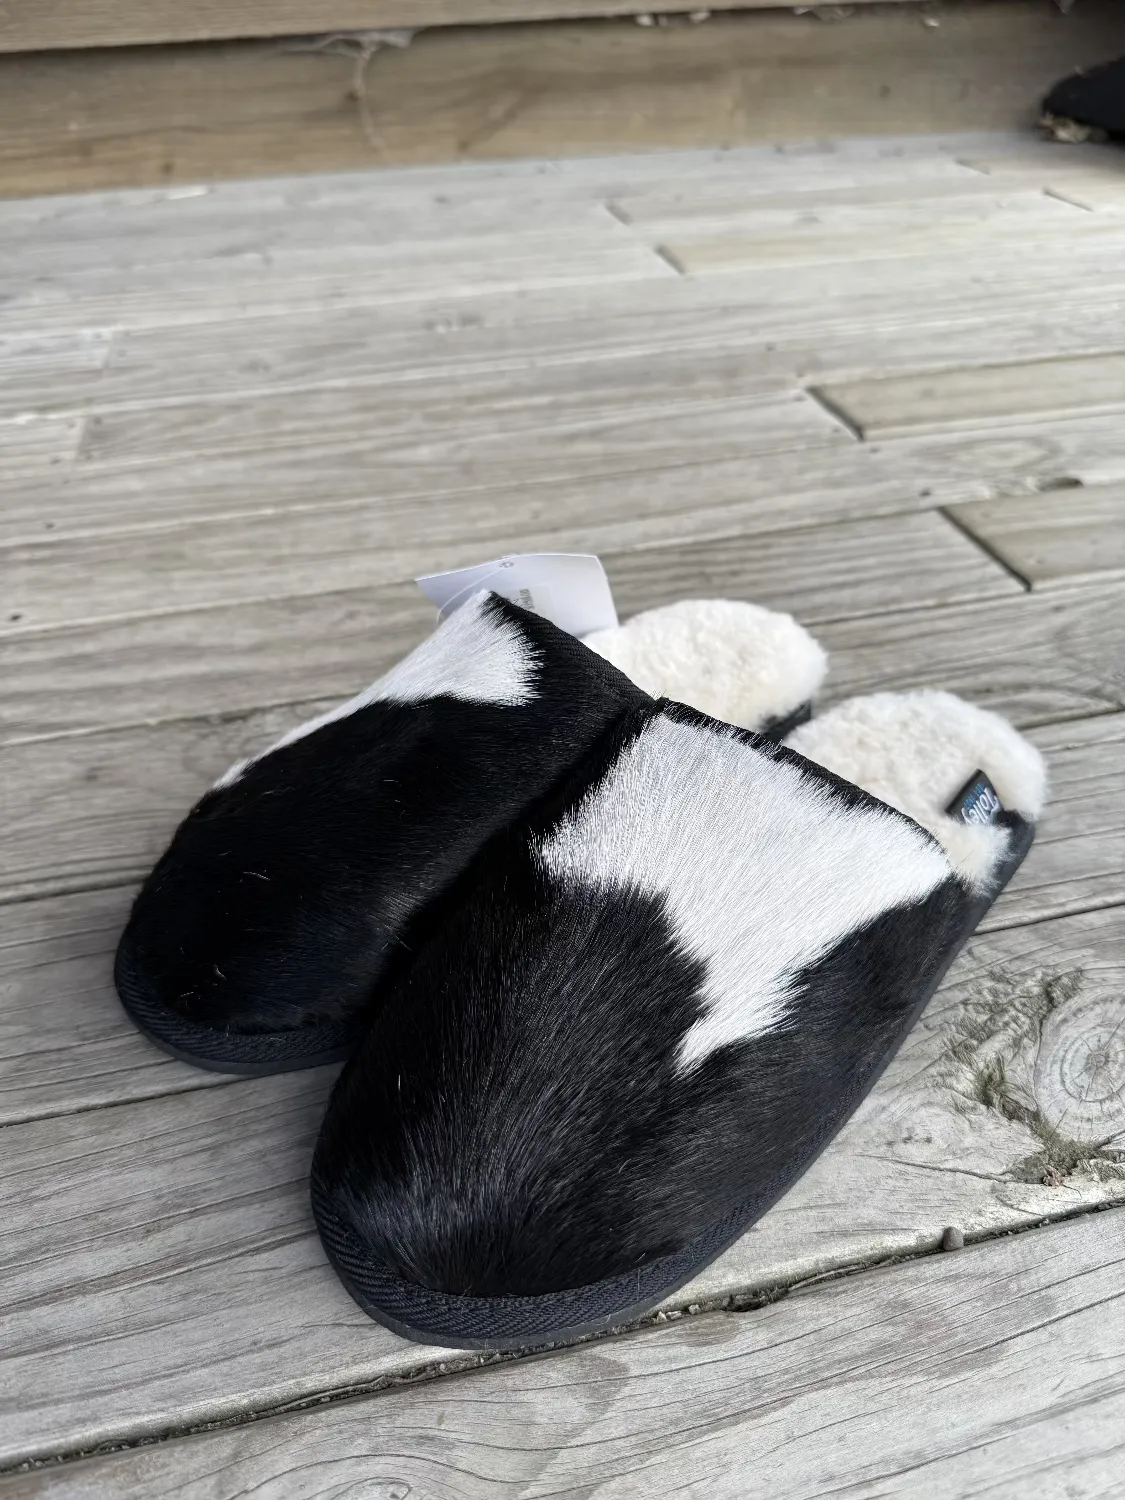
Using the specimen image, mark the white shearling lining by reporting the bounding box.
[787,691,1046,890]
[582,599,827,731]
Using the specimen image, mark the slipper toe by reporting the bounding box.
[311,691,1042,1349]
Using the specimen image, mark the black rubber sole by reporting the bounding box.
[114,937,352,1076]
[312,814,1036,1352]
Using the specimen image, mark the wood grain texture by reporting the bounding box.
[0,885,237,1126]
[14,1208,1125,1500]
[2,5,1123,196]
[0,441,927,554]
[0,507,1019,667]
[2,907,1122,1467]
[0,416,83,479]
[661,198,1122,275]
[819,583,1125,728]
[1,232,674,340]
[7,201,1125,341]
[882,412,1125,498]
[0,0,927,53]
[817,353,1125,440]
[990,713,1125,933]
[70,355,804,469]
[948,483,1125,590]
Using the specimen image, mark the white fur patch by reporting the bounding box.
[214,592,536,788]
[582,599,826,730]
[538,712,951,1070]
[787,691,1046,890]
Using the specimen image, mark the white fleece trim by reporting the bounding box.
[582,599,827,731]
[787,691,1046,890]
[214,591,536,788]
[539,711,952,1070]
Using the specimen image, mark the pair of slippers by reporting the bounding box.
[116,591,1045,1350]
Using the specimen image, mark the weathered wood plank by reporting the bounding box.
[662,196,1113,275]
[7,197,1125,342]
[988,713,1125,933]
[0,698,332,904]
[0,0,930,53]
[970,164,1125,214]
[818,583,1125,728]
[0,415,83,479]
[1,906,1122,1466]
[6,407,1125,560]
[0,442,921,553]
[71,354,807,469]
[0,506,1018,650]
[882,412,1125,498]
[624,186,1079,244]
[3,723,1120,1125]
[15,1208,1125,1500]
[817,353,1125,440]
[609,169,1009,227]
[1,10,1120,198]
[0,584,430,743]
[0,138,992,229]
[0,231,671,338]
[0,885,238,1126]
[9,268,1125,426]
[947,483,1125,590]
[0,201,629,282]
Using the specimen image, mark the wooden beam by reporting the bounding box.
[2,4,1123,197]
[0,0,989,54]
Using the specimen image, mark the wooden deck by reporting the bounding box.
[2,131,1125,1495]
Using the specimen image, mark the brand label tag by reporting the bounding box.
[946,769,1005,826]
[416,553,618,638]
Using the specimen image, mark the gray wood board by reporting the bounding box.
[661,202,1125,277]
[2,713,1121,1124]
[7,401,1125,557]
[11,288,1125,426]
[0,227,674,335]
[0,884,233,1127]
[0,433,948,551]
[70,351,809,468]
[2,906,1123,1467]
[948,482,1125,590]
[12,1207,1125,1499]
[985,713,1125,934]
[6,210,1125,340]
[816,352,1125,439]
[817,582,1125,728]
[3,597,1124,906]
[0,397,847,545]
[0,511,1022,722]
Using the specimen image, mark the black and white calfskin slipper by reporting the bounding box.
[310,689,1044,1350]
[115,592,825,1076]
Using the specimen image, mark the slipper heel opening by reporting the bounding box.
[787,690,1046,892]
[582,599,827,734]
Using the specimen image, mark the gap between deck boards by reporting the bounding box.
[4,1198,1122,1479]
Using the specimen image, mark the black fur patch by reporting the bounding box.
[119,597,648,1037]
[313,705,974,1299]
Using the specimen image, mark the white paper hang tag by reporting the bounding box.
[415,554,618,638]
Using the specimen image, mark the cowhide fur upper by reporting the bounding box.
[314,699,981,1299]
[121,593,648,1035]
